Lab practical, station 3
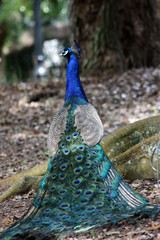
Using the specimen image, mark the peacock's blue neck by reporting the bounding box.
[65,53,88,103]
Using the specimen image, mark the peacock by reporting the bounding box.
[0,41,159,240]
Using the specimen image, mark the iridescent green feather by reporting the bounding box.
[0,103,159,240]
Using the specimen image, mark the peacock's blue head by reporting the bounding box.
[60,47,72,58]
[60,40,80,59]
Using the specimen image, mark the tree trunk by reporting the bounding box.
[68,0,160,75]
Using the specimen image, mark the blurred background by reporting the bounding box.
[0,0,68,82]
[1,0,160,82]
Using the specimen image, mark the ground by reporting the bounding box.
[0,67,160,239]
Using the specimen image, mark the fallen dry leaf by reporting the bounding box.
[147,224,160,230]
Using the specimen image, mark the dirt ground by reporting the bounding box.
[0,67,160,239]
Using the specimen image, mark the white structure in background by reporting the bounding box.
[43,39,64,78]
[43,39,63,67]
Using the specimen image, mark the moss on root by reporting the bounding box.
[113,134,160,179]
[101,115,160,159]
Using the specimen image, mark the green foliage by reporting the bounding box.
[0,0,67,82]
[41,0,68,21]
[0,0,31,23]
[0,0,67,48]
[0,0,32,47]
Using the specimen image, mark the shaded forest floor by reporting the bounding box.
[0,67,160,239]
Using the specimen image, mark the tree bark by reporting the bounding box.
[68,0,160,75]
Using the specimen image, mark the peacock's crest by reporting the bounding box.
[71,40,81,57]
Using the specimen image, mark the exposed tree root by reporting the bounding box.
[114,134,160,179]
[0,176,42,203]
[101,115,160,159]
[0,162,47,203]
[0,161,48,186]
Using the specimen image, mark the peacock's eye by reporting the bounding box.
[61,50,69,56]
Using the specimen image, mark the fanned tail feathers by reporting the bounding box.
[0,104,159,240]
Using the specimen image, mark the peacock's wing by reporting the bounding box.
[47,105,70,156]
[74,103,104,146]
